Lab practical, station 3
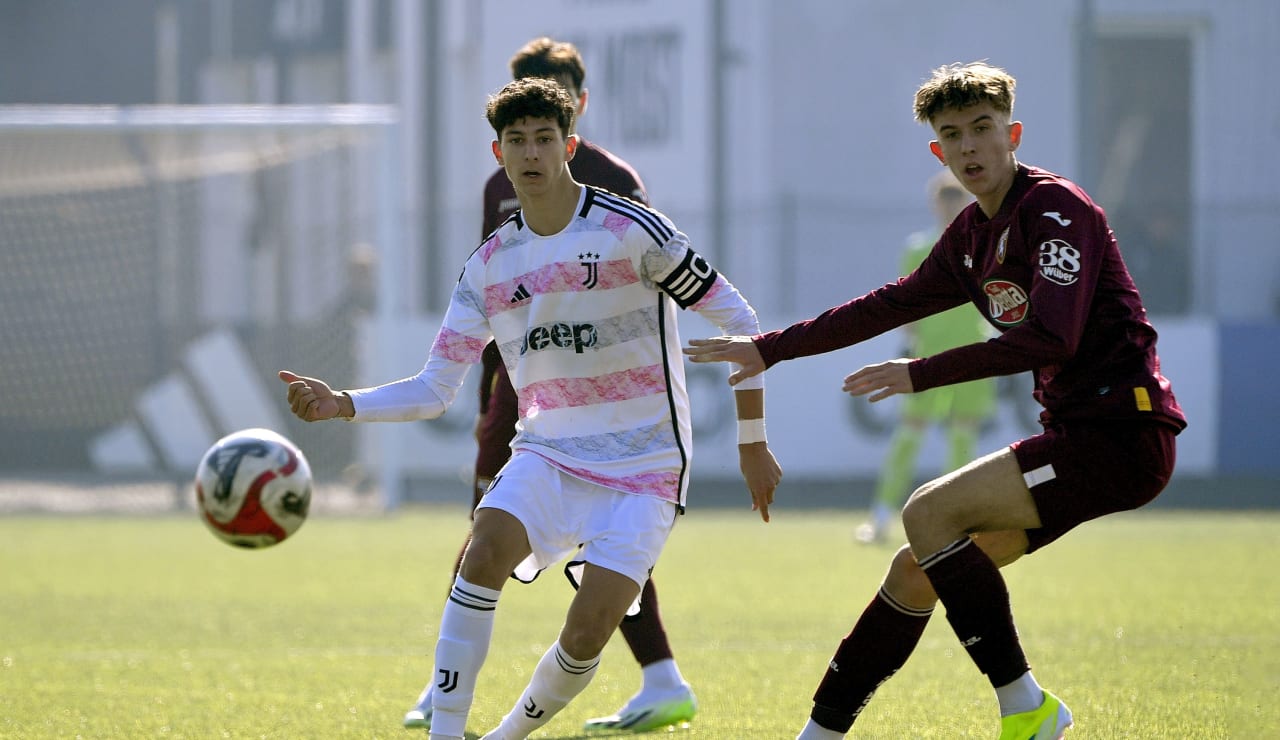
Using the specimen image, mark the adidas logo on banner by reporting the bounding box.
[510,284,531,303]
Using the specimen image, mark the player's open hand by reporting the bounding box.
[843,359,915,402]
[739,443,782,522]
[279,370,343,422]
[683,336,765,386]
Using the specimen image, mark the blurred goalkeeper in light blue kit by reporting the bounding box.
[279,77,781,740]
[856,168,996,544]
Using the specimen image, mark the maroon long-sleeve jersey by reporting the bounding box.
[754,165,1186,431]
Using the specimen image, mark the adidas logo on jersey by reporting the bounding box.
[510,284,531,303]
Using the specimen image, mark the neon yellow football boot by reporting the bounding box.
[998,690,1073,740]
[583,686,697,733]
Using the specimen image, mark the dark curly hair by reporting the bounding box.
[485,77,577,139]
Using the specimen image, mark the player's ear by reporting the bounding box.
[565,134,579,161]
[491,139,503,165]
[1008,121,1023,151]
[929,140,945,165]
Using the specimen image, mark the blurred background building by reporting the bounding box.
[1,0,1275,506]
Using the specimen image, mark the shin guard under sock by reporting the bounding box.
[619,579,676,667]
[492,640,599,738]
[429,577,499,738]
[919,538,1029,687]
[809,588,932,732]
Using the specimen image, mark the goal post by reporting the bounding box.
[0,104,412,511]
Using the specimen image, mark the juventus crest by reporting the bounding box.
[580,252,600,289]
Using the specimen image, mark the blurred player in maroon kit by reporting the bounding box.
[404,37,697,735]
[684,62,1186,739]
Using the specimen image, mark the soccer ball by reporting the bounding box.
[194,428,312,549]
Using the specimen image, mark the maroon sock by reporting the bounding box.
[619,579,675,666]
[919,538,1029,686]
[810,588,932,733]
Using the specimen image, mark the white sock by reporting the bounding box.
[995,670,1044,716]
[796,718,846,739]
[639,657,687,695]
[491,641,599,738]
[429,576,500,738]
[614,658,688,714]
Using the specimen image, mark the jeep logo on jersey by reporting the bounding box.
[520,321,598,354]
[983,279,1030,325]
[1038,239,1081,286]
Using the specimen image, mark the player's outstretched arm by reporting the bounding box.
[278,370,353,422]
[683,336,765,386]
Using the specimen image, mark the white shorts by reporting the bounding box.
[475,451,678,588]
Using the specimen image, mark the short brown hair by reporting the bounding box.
[509,37,586,95]
[485,77,577,138]
[913,62,1016,124]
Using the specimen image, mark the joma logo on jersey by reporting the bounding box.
[983,279,1030,325]
[520,321,598,354]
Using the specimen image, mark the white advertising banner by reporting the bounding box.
[478,0,711,223]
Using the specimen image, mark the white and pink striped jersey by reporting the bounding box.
[348,185,761,506]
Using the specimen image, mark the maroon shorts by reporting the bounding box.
[1013,420,1178,553]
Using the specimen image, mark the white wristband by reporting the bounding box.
[737,418,767,445]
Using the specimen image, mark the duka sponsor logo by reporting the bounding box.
[984,279,1030,325]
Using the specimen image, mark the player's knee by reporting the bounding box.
[558,617,612,660]
[883,544,936,608]
[900,481,941,535]
[457,531,517,587]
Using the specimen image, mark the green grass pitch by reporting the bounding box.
[1,505,1276,738]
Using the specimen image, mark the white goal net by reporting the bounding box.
[0,105,402,512]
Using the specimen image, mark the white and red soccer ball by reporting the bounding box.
[194,428,312,549]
